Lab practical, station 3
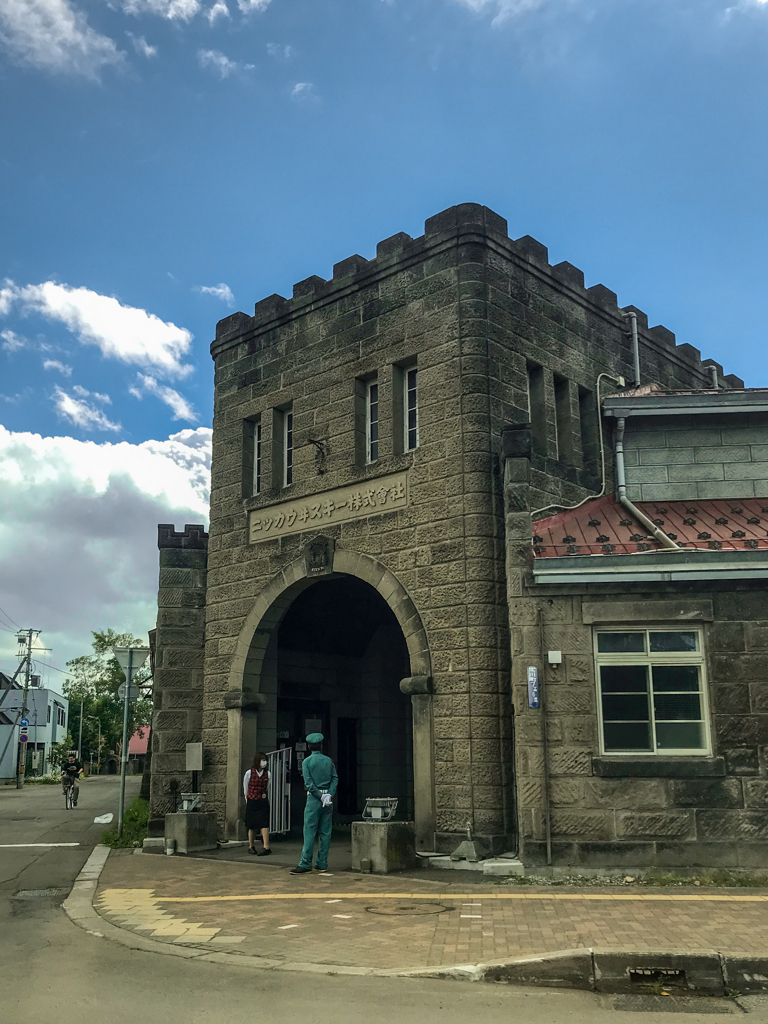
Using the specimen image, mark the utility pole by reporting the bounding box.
[16,628,39,789]
[78,698,84,761]
[113,647,149,837]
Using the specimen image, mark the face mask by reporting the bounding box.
[260,760,267,769]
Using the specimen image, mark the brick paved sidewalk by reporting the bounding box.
[93,850,768,973]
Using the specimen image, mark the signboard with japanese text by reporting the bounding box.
[527,666,540,709]
[248,470,409,543]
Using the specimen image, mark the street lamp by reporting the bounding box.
[86,716,101,774]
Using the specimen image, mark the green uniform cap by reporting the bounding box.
[306,732,324,744]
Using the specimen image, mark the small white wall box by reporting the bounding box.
[186,742,203,772]
[363,797,398,821]
[548,650,563,666]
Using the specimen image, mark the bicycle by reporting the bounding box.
[63,777,75,810]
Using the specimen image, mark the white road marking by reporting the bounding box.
[460,915,482,919]
[277,924,299,930]
[332,915,352,919]
[0,843,80,848]
[325,899,343,903]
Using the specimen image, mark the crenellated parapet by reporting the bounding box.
[158,523,209,550]
[211,202,742,389]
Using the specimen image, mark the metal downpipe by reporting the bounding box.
[615,417,679,550]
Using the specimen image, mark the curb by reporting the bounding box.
[62,848,768,991]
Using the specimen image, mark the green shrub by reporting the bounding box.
[101,796,149,848]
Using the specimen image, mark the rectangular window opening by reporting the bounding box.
[254,422,262,495]
[283,410,293,488]
[554,374,574,464]
[595,628,709,756]
[578,385,600,478]
[527,362,547,457]
[366,380,379,464]
[405,367,418,452]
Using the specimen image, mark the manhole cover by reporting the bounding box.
[13,889,66,899]
[365,902,451,916]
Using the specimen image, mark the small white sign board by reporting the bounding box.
[112,647,150,676]
[186,742,203,772]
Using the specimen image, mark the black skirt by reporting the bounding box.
[245,797,270,831]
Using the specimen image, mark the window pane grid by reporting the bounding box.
[284,411,293,487]
[254,422,262,495]
[405,367,418,451]
[595,628,708,755]
[367,381,378,464]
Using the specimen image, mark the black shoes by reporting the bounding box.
[248,847,257,854]
[257,848,272,857]
[290,865,311,874]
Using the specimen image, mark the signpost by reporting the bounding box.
[113,647,150,838]
[117,684,140,702]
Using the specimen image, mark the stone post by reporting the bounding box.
[400,675,435,851]
[148,524,208,836]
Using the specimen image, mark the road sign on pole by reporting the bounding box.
[19,735,28,743]
[117,684,140,702]
[20,718,29,727]
[113,647,150,838]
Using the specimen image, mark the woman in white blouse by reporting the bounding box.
[243,751,271,856]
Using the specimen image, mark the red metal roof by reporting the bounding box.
[533,495,768,558]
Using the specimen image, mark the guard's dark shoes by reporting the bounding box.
[290,865,311,873]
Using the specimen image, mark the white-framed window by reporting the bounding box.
[594,628,710,756]
[366,380,379,464]
[283,410,293,487]
[253,421,262,495]
[405,367,418,451]
[56,706,66,728]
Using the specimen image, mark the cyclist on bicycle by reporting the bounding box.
[61,752,83,806]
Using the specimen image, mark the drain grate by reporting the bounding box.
[13,888,67,899]
[629,968,687,989]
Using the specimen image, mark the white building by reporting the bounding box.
[0,673,70,783]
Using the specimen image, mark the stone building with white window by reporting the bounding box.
[149,203,768,869]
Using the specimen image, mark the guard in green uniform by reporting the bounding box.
[290,733,338,874]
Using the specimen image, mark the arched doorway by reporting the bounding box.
[272,576,412,828]
[223,548,435,848]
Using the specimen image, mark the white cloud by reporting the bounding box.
[121,0,201,21]
[1,329,26,352]
[291,81,318,103]
[130,373,198,422]
[43,358,72,376]
[126,32,157,57]
[267,42,292,57]
[237,0,271,11]
[0,425,211,670]
[205,0,229,23]
[0,0,124,78]
[1,279,193,378]
[198,282,234,305]
[72,384,111,403]
[197,48,248,77]
[53,385,121,432]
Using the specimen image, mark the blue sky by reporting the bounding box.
[1,0,768,673]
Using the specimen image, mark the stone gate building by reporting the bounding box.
[149,203,768,870]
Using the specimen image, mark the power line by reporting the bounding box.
[0,605,20,629]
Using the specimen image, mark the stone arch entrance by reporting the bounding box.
[222,545,435,848]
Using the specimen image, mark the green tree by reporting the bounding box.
[64,630,152,769]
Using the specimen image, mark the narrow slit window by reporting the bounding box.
[254,422,262,495]
[367,381,379,464]
[527,362,547,457]
[283,411,293,487]
[405,367,418,452]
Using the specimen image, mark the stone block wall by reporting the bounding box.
[624,413,768,501]
[148,524,208,836]
[515,582,768,868]
[203,202,743,851]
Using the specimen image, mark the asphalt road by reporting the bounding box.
[2,776,767,1024]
